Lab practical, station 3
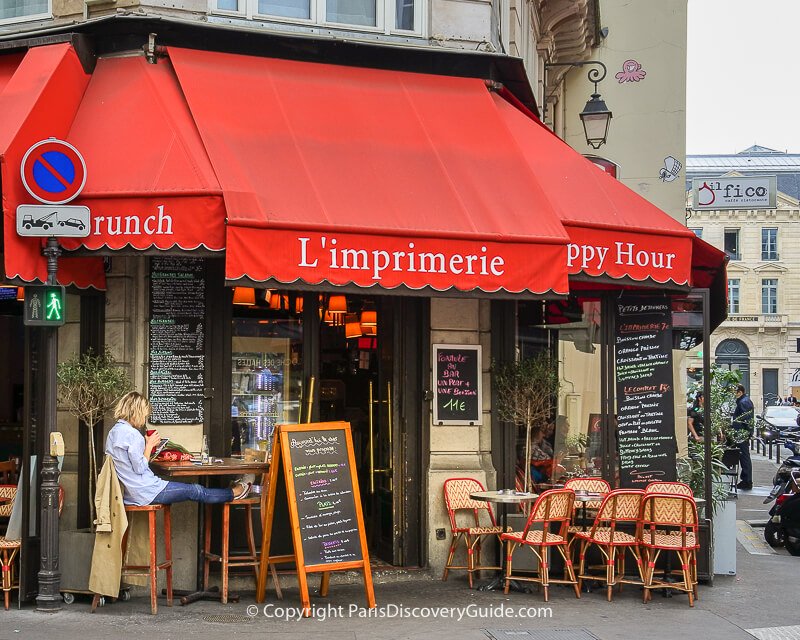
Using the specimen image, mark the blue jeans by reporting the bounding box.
[151,481,234,505]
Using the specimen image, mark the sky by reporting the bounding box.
[686,0,800,154]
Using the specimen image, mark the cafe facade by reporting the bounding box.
[0,19,727,599]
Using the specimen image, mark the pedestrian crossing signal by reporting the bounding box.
[23,285,65,326]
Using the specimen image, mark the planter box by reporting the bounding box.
[712,499,736,575]
[59,528,95,593]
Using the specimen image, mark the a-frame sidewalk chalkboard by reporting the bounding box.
[256,421,375,615]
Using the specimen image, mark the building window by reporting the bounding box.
[762,227,779,260]
[211,0,420,33]
[724,228,740,260]
[689,228,703,239]
[728,278,740,314]
[0,0,50,23]
[762,278,778,314]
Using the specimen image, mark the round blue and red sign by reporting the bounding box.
[20,138,87,205]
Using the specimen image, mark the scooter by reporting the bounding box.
[763,439,800,554]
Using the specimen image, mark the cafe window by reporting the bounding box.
[0,0,50,23]
[762,227,779,260]
[724,228,740,261]
[728,278,740,314]
[762,279,778,314]
[211,0,421,33]
[231,289,304,455]
[516,297,604,491]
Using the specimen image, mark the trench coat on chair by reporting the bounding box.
[88,456,148,597]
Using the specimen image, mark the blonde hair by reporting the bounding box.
[113,392,151,428]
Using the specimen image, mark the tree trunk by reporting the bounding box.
[523,422,532,494]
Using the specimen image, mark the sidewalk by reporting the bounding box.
[4,453,797,640]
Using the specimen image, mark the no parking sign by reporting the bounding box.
[20,138,87,205]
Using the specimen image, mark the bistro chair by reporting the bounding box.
[564,477,611,544]
[644,481,693,497]
[574,489,644,601]
[500,488,580,602]
[639,493,700,606]
[442,478,505,588]
[721,448,741,495]
[1,485,64,610]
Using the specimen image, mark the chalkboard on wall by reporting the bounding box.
[148,256,206,425]
[432,344,482,426]
[614,297,677,488]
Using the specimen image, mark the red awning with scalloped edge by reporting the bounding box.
[0,44,105,289]
[168,47,570,296]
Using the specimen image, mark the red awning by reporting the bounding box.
[59,55,225,253]
[168,47,570,296]
[1,47,226,288]
[493,93,700,287]
[0,44,105,289]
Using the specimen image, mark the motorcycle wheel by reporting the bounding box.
[785,536,800,556]
[765,521,784,547]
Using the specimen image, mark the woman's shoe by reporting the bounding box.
[233,481,252,500]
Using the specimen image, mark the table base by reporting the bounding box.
[477,576,530,593]
[161,586,241,605]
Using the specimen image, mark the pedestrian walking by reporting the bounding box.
[731,384,754,490]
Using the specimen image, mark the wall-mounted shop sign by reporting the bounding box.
[148,256,206,425]
[614,297,677,488]
[692,175,777,210]
[432,344,482,426]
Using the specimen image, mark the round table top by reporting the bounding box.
[470,490,539,504]
[573,491,606,502]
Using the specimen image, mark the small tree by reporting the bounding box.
[493,352,561,492]
[58,348,131,524]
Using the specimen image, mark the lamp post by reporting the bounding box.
[543,60,613,149]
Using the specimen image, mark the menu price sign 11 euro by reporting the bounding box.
[23,285,65,327]
[433,344,482,425]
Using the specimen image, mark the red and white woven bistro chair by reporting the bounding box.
[639,493,700,606]
[442,478,505,588]
[644,481,693,497]
[574,489,645,601]
[500,488,580,602]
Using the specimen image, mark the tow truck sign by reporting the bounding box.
[16,204,91,237]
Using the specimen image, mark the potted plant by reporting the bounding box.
[58,347,131,523]
[493,352,560,493]
[680,364,742,576]
[57,348,130,595]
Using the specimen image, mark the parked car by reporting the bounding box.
[58,218,86,231]
[759,405,800,441]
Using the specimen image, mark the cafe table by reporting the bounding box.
[150,456,270,605]
[469,489,538,592]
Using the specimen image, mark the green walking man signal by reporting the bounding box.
[23,285,65,327]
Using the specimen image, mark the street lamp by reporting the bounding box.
[544,60,613,149]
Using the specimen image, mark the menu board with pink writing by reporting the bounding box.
[286,429,362,566]
[614,297,677,488]
[433,344,482,425]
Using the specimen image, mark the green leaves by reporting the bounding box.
[57,347,132,428]
[492,352,560,428]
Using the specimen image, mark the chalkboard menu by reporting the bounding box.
[433,344,482,425]
[257,422,375,614]
[285,429,362,565]
[614,297,677,487]
[148,257,205,425]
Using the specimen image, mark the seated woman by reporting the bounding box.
[107,391,250,506]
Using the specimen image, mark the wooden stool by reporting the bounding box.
[122,504,173,614]
[203,498,283,604]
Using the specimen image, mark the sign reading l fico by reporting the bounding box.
[691,175,777,210]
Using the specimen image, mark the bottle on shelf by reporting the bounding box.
[201,434,210,465]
